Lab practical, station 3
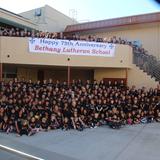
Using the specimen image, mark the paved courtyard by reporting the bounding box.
[0,123,160,160]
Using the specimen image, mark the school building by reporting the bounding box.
[0,6,160,89]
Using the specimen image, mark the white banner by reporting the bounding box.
[28,38,116,57]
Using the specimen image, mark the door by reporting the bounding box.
[37,70,44,82]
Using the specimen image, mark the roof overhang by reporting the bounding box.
[64,12,160,33]
[0,8,37,30]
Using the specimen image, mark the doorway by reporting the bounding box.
[37,70,44,82]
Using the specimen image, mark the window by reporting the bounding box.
[3,65,17,79]
[6,73,17,78]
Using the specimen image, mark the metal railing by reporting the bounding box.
[133,49,160,82]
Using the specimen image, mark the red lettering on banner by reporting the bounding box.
[30,38,115,56]
[35,45,61,53]
[35,45,43,51]
[92,49,110,55]
[63,47,90,54]
[35,45,40,50]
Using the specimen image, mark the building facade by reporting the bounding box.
[0,7,159,89]
[65,12,160,59]
[20,5,76,32]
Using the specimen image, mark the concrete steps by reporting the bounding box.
[128,64,159,89]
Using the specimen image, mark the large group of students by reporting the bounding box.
[0,78,160,136]
[1,25,150,59]
[0,25,139,46]
[0,25,160,136]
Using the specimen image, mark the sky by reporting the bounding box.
[0,0,160,22]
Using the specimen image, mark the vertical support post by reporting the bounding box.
[0,36,2,82]
[125,68,128,86]
[0,63,2,82]
[67,66,71,87]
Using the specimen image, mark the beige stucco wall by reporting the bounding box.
[16,65,159,89]
[0,37,132,68]
[17,66,93,82]
[94,68,126,81]
[1,36,158,88]
[20,5,75,32]
[94,66,159,89]
[17,68,37,81]
[78,22,160,59]
[128,64,159,89]
[17,67,67,82]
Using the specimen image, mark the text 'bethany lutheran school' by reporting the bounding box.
[29,38,116,57]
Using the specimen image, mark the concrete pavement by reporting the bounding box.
[0,123,160,160]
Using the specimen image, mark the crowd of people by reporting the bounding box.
[0,78,160,136]
[1,25,160,136]
[1,25,157,65]
[1,25,149,59]
[0,25,137,46]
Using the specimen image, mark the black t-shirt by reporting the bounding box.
[93,117,99,124]
[30,122,36,129]
[41,121,49,129]
[15,118,22,129]
[63,109,72,118]
[96,104,102,112]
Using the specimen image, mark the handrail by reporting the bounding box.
[133,49,160,82]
